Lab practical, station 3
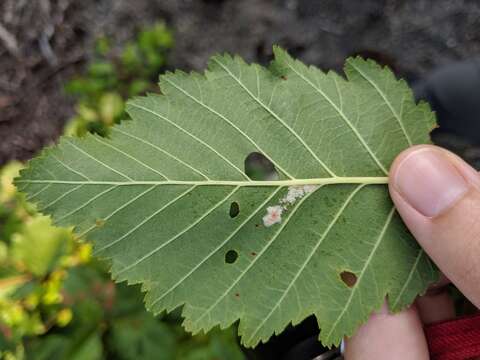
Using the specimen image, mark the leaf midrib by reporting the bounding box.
[16,177,389,186]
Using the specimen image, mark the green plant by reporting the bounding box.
[0,162,90,359]
[15,47,438,348]
[64,22,173,137]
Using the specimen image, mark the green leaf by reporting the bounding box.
[11,216,72,277]
[108,314,176,360]
[15,47,438,347]
[98,92,124,125]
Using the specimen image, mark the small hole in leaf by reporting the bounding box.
[255,41,273,65]
[225,250,238,264]
[229,202,240,218]
[244,152,278,180]
[340,271,358,288]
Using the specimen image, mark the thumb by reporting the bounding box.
[389,145,480,307]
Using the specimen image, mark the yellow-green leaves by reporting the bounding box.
[15,48,438,347]
[11,216,72,277]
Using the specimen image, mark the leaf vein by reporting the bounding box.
[391,249,424,309]
[42,184,84,211]
[284,61,389,175]
[348,61,413,146]
[63,139,133,181]
[128,102,249,180]
[324,206,396,343]
[51,154,91,181]
[78,185,157,239]
[90,135,169,180]
[111,127,210,180]
[162,77,294,179]
[115,186,241,276]
[56,185,119,223]
[94,186,197,254]
[25,183,52,201]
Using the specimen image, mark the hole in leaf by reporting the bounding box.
[225,250,238,264]
[340,271,358,288]
[244,152,278,180]
[255,41,273,65]
[229,202,240,218]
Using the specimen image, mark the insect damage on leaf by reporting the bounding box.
[281,185,319,205]
[15,46,438,348]
[340,270,358,288]
[262,205,283,227]
[263,185,319,226]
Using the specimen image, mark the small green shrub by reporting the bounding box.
[64,22,173,138]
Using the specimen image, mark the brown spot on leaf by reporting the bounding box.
[340,271,357,288]
[95,219,105,227]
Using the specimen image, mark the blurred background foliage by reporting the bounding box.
[64,22,173,138]
[0,23,244,360]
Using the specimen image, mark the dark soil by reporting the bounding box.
[1,0,480,165]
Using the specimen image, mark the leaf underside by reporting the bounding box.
[16,47,438,347]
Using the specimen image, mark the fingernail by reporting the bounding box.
[394,148,469,217]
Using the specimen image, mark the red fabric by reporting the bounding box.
[425,313,480,360]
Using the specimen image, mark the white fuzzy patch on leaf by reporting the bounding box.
[281,185,319,206]
[263,185,318,227]
[262,205,283,227]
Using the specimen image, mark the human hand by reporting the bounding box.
[345,145,480,359]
